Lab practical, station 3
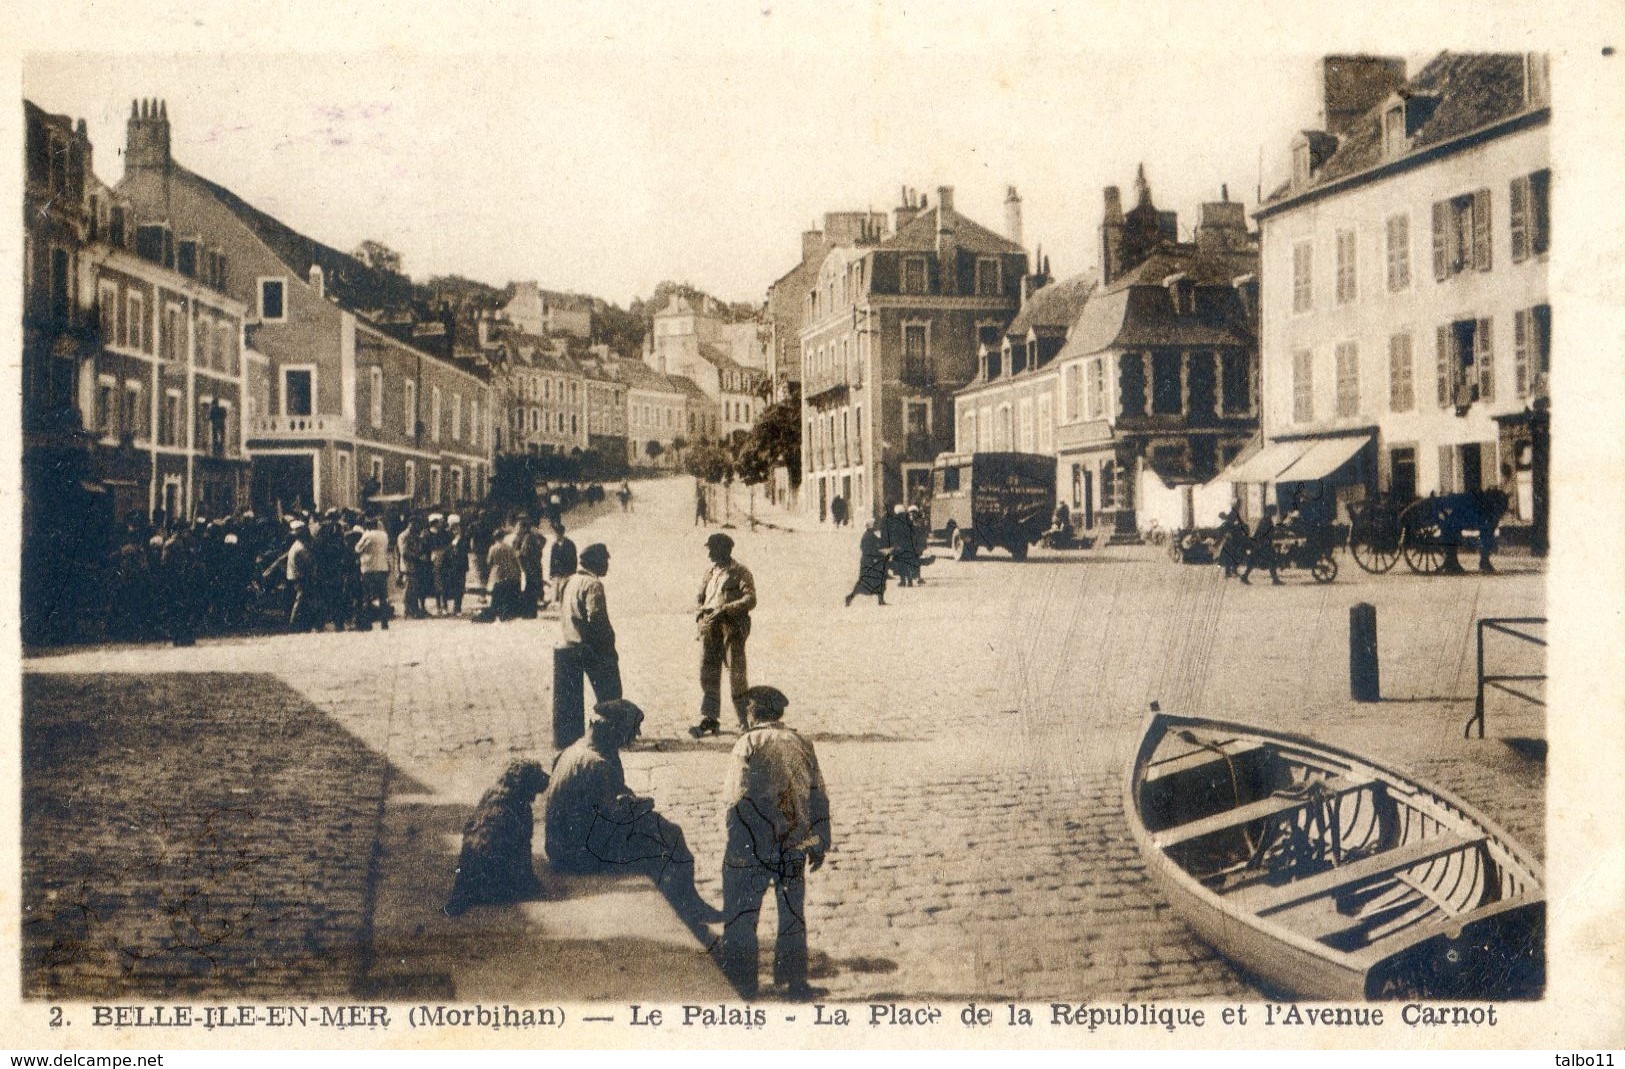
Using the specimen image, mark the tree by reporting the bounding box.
[740,394,802,487]
[644,439,665,463]
[682,439,734,485]
[352,240,405,276]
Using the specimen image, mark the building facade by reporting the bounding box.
[646,295,767,440]
[800,185,1028,521]
[116,99,494,513]
[1248,53,1550,543]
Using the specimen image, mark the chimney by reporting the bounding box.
[1322,55,1407,136]
[1004,185,1024,246]
[893,186,922,232]
[1101,186,1125,285]
[308,263,325,298]
[1195,200,1248,254]
[801,229,823,264]
[126,97,173,171]
[936,185,955,214]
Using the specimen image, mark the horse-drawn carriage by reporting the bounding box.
[1346,491,1509,575]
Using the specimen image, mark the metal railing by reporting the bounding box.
[1465,616,1546,739]
[249,413,355,437]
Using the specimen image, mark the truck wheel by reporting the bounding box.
[1008,542,1029,562]
[952,529,977,561]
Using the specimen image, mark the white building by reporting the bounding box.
[1243,53,1550,545]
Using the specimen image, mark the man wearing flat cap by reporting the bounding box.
[689,532,757,738]
[560,542,622,702]
[719,685,831,1000]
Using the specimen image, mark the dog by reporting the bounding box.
[443,759,550,917]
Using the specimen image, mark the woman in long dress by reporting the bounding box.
[844,518,891,607]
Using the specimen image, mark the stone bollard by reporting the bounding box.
[1349,602,1380,702]
[552,645,585,750]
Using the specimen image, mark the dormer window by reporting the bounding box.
[1525,53,1550,107]
[903,256,929,296]
[1383,105,1407,157]
[177,239,198,279]
[985,347,1002,379]
[1164,272,1195,315]
[1293,142,1312,186]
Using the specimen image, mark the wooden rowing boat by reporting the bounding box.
[1126,710,1544,1000]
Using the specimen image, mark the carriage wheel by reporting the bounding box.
[1348,533,1400,573]
[1402,525,1448,574]
[1311,554,1338,583]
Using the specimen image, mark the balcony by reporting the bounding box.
[248,413,355,439]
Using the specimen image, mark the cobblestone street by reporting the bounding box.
[23,476,1547,1001]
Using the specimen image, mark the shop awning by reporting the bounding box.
[1219,440,1313,483]
[1276,435,1370,483]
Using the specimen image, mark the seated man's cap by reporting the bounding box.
[744,685,789,713]
[705,532,734,553]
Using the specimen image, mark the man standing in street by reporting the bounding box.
[689,533,756,738]
[549,521,578,606]
[474,515,523,622]
[515,513,546,617]
[719,686,831,1001]
[561,542,622,703]
[1240,504,1282,586]
[355,516,392,629]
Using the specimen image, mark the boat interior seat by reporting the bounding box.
[1143,740,1268,785]
[1236,831,1484,918]
[1154,774,1371,849]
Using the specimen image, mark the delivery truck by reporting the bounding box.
[928,451,1056,561]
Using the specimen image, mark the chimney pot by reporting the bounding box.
[936,185,955,213]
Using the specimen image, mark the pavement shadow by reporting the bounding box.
[22,671,424,1001]
[369,798,733,1001]
[1501,737,1547,763]
[634,731,916,752]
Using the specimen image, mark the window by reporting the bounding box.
[1386,215,1411,292]
[903,257,928,295]
[1510,170,1551,262]
[1514,305,1552,396]
[470,399,481,447]
[995,404,1012,450]
[370,456,384,490]
[451,467,463,502]
[1151,351,1182,415]
[404,380,417,434]
[404,460,416,498]
[1435,318,1493,407]
[1334,341,1359,417]
[196,318,211,370]
[1018,398,1035,451]
[975,258,1001,297]
[1036,393,1053,453]
[161,304,182,361]
[1383,105,1407,157]
[1292,241,1313,313]
[284,368,314,416]
[978,406,992,451]
[430,386,442,442]
[1087,358,1105,419]
[1065,364,1083,421]
[1389,447,1418,501]
[902,323,929,381]
[1388,334,1415,412]
[1432,190,1492,280]
[1292,349,1314,423]
[1220,351,1250,415]
[162,389,183,447]
[1335,230,1357,304]
[177,240,197,279]
[369,367,383,428]
[95,375,116,436]
[259,278,286,321]
[128,293,146,352]
[123,382,144,442]
[97,282,118,342]
[451,392,462,440]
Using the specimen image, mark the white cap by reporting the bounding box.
[448,514,462,525]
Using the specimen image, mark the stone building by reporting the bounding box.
[501,280,595,339]
[1244,53,1550,547]
[490,334,589,457]
[645,295,767,440]
[801,185,1028,522]
[115,99,494,512]
[764,210,889,395]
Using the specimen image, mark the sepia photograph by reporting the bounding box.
[4,0,1622,1054]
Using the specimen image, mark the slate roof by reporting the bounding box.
[879,203,1026,256]
[1262,52,1541,213]
[1003,273,1098,338]
[1055,247,1254,361]
[172,164,415,313]
[698,341,750,374]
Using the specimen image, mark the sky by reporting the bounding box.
[9,6,1524,308]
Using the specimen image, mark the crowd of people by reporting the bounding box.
[86,482,611,646]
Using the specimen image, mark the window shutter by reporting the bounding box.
[1438,445,1457,495]
[1514,309,1529,398]
[1436,325,1452,407]
[1472,189,1492,271]
[1431,201,1448,281]
[1509,175,1531,263]
[1476,317,1495,402]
